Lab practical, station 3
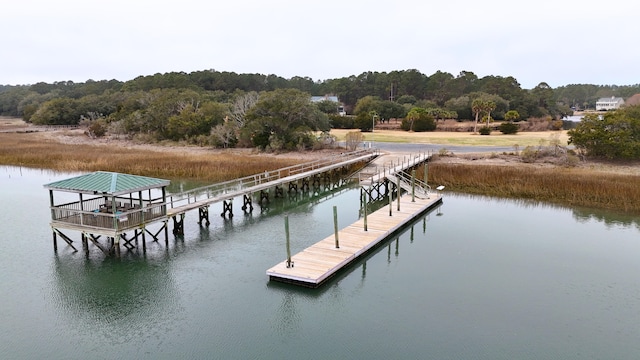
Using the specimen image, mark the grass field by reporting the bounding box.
[330,129,570,147]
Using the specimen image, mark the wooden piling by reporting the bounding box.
[363,192,368,231]
[396,176,401,211]
[424,162,429,186]
[411,170,416,202]
[333,206,340,249]
[285,215,293,268]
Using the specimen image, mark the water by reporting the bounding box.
[1,166,640,359]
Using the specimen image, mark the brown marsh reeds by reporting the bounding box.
[428,163,640,213]
[0,133,300,182]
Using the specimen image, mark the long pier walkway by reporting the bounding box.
[166,149,378,219]
[266,191,442,288]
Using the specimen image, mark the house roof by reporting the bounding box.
[311,95,339,103]
[596,97,624,103]
[44,171,170,196]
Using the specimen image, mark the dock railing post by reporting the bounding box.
[285,215,293,268]
[333,206,340,249]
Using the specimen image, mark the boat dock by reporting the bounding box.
[266,191,442,288]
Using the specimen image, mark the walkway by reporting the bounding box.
[166,149,378,217]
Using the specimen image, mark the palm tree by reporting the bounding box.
[484,100,496,127]
[472,98,484,133]
[406,108,420,131]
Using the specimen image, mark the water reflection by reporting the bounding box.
[450,192,640,230]
[51,253,181,342]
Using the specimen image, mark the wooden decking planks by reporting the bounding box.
[266,193,442,287]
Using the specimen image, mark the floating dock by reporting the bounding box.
[266,192,442,288]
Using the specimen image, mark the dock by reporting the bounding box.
[266,191,442,288]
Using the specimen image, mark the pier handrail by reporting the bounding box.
[167,149,378,208]
[359,151,432,185]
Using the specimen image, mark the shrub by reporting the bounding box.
[86,120,107,138]
[329,114,354,129]
[521,146,537,163]
[498,122,518,134]
[412,117,436,132]
[479,126,491,135]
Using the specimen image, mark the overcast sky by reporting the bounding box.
[2,0,638,89]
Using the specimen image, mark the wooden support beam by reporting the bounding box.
[86,233,108,254]
[259,190,269,205]
[221,200,233,218]
[242,194,254,214]
[198,206,210,226]
[172,214,185,236]
[53,228,77,252]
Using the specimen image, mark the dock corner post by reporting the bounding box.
[142,226,147,253]
[411,170,416,202]
[52,229,57,252]
[333,206,339,249]
[285,215,294,268]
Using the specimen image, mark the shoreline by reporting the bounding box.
[3,119,640,213]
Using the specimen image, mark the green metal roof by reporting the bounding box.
[44,171,170,196]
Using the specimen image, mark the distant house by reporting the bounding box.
[311,95,346,116]
[596,96,625,111]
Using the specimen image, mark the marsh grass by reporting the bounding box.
[0,133,299,182]
[429,163,640,213]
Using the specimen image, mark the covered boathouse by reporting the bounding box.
[44,171,170,255]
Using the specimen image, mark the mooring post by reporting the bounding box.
[363,192,368,231]
[52,231,57,251]
[411,169,416,202]
[388,191,392,216]
[333,206,339,249]
[285,215,293,268]
[424,162,429,186]
[397,176,401,212]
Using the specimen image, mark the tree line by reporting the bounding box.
[1,69,639,151]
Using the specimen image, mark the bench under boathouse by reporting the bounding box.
[44,171,170,254]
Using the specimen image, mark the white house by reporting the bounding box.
[311,95,346,115]
[596,96,625,111]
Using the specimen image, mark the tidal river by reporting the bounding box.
[1,166,639,359]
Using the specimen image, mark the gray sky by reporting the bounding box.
[2,0,638,89]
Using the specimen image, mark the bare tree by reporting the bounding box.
[345,131,364,151]
[230,91,259,128]
[210,122,237,148]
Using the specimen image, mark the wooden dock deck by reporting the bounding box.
[266,192,443,288]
